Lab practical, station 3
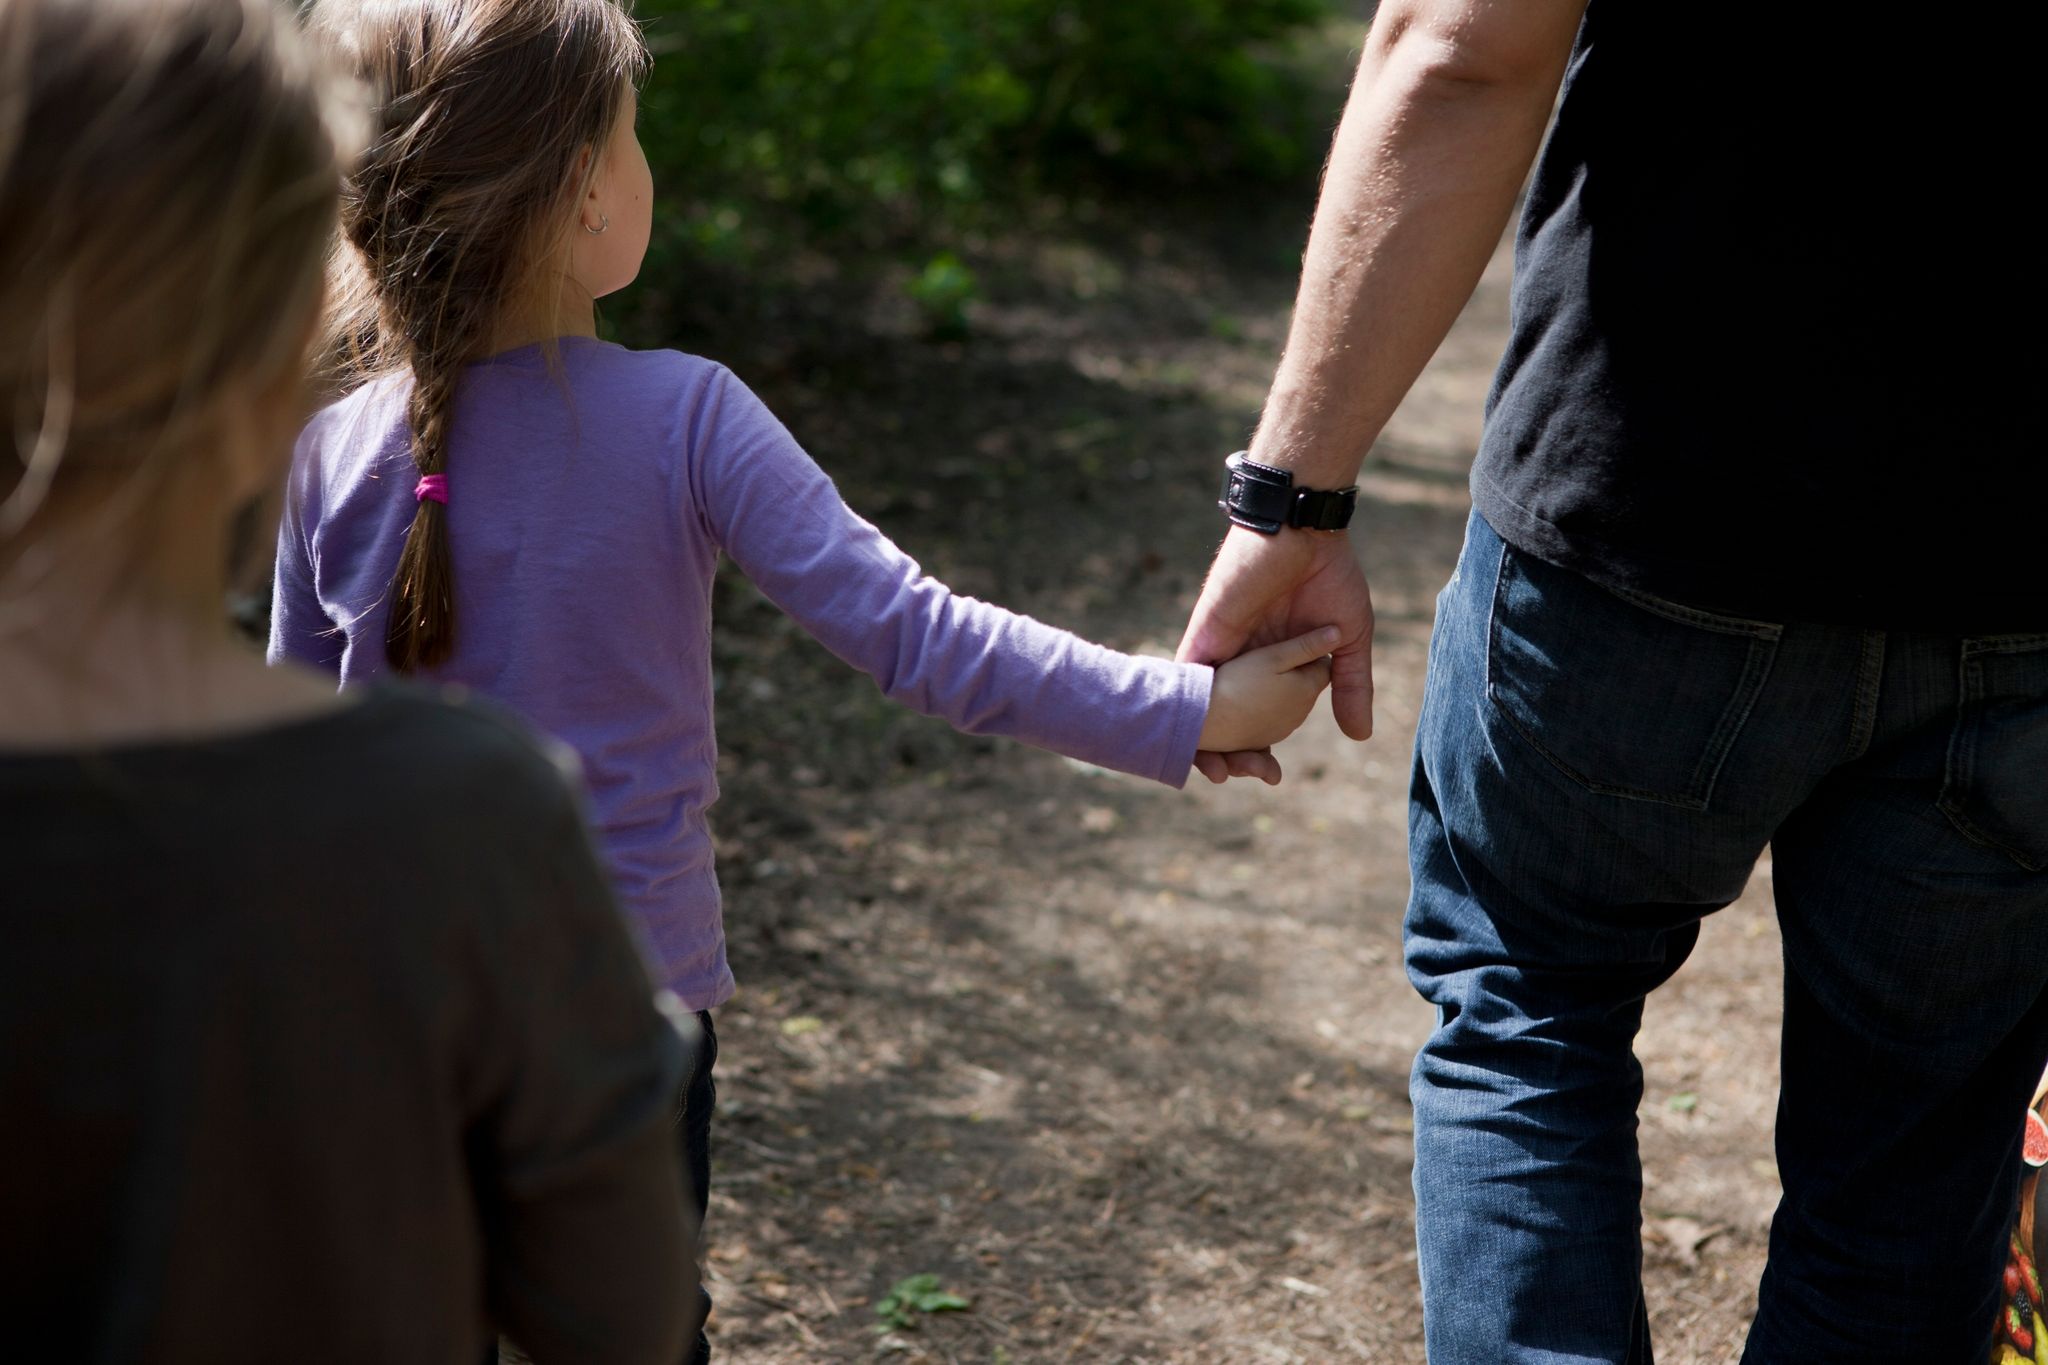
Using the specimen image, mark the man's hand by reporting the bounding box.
[1176,526,1375,784]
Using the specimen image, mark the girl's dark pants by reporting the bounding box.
[678,1010,717,1365]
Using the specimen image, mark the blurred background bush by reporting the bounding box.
[631,0,1334,309]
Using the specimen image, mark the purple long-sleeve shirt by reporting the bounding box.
[270,339,1211,1008]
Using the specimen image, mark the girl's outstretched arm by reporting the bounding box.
[688,369,1215,787]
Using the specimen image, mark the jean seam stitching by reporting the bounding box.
[1688,633,1778,804]
[1938,649,1976,827]
[1602,583,1784,639]
[1938,650,2046,871]
[1843,630,1886,762]
[1963,632,2048,657]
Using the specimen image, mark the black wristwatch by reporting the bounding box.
[1218,452,1357,534]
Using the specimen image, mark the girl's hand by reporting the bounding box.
[1197,626,1339,766]
[1178,525,1375,784]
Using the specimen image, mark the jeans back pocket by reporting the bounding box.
[1939,634,2048,872]
[1486,544,1782,810]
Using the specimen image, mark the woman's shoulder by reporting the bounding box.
[1,684,593,910]
[322,688,630,967]
[324,684,587,822]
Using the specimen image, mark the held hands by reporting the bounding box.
[1196,627,1339,779]
[1178,524,1376,785]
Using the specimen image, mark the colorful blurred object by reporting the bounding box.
[1995,1069,2048,1365]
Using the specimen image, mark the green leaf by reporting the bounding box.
[874,1273,972,1331]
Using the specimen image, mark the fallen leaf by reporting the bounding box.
[1080,806,1120,834]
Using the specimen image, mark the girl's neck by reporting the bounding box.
[486,277,598,357]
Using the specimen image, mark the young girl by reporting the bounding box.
[1,0,696,1360]
[274,0,1333,1353]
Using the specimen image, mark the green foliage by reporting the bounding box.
[874,1272,971,1331]
[906,251,979,338]
[634,0,1332,265]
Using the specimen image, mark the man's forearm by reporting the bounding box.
[1251,4,1584,488]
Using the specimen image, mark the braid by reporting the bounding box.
[383,351,459,670]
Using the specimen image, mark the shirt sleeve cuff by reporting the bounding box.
[1152,660,1213,790]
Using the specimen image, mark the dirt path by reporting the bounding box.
[682,107,1783,1365]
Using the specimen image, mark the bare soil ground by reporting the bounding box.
[670,37,1784,1365]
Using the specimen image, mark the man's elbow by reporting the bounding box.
[1365,0,1583,97]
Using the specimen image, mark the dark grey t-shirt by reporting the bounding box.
[1,689,693,1364]
[1472,1,2044,630]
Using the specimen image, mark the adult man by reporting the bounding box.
[1179,0,2048,1359]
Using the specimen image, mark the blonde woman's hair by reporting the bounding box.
[0,0,352,563]
[308,0,648,672]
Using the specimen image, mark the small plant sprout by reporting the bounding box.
[874,1272,972,1332]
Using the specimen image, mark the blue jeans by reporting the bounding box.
[1407,511,2048,1364]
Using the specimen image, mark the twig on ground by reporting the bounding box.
[726,1132,804,1164]
[777,1311,820,1348]
[1060,1310,1106,1361]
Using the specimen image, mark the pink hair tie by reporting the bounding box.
[414,474,448,505]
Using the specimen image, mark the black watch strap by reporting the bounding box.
[1218,452,1357,535]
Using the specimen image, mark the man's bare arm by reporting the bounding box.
[1177,0,1587,779]
[1251,0,1587,488]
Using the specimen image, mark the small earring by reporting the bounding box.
[585,212,610,236]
